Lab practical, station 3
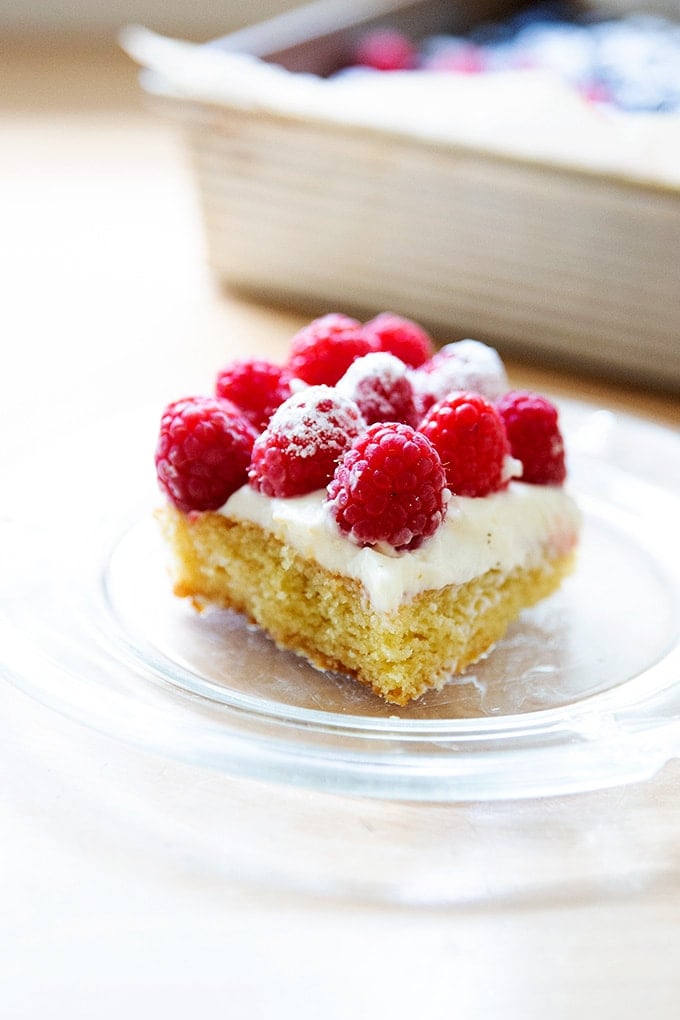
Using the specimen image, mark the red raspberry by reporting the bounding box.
[215,358,292,433]
[336,352,419,427]
[413,338,508,417]
[248,386,365,497]
[327,423,448,551]
[353,29,415,72]
[363,312,435,368]
[286,313,376,386]
[155,396,256,513]
[496,391,566,485]
[419,391,511,497]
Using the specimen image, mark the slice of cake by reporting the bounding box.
[154,313,580,706]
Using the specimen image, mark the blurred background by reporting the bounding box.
[0,1,300,40]
[1,0,678,437]
[1,0,679,39]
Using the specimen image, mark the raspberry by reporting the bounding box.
[353,29,415,72]
[419,391,511,497]
[424,43,485,74]
[215,358,292,433]
[155,396,256,513]
[248,386,365,497]
[286,313,376,386]
[336,352,419,427]
[363,312,435,368]
[328,423,448,550]
[413,338,508,417]
[496,391,566,485]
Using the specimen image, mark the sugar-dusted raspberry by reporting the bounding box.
[496,390,567,485]
[248,386,365,497]
[412,338,508,417]
[215,358,293,433]
[155,396,256,513]
[363,312,435,368]
[286,313,376,387]
[419,391,511,497]
[353,28,416,72]
[327,422,448,551]
[335,352,419,427]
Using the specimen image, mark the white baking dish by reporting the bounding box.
[123,0,680,390]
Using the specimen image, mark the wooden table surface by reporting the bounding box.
[1,41,680,1018]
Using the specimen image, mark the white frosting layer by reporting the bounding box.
[220,482,580,613]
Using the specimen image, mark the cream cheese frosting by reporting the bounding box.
[220,481,580,613]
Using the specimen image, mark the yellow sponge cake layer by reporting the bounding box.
[158,502,577,706]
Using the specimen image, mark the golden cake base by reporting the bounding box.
[157,505,575,706]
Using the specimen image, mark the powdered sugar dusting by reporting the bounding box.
[336,352,418,427]
[267,385,365,456]
[412,338,509,411]
[248,384,367,497]
[337,351,409,390]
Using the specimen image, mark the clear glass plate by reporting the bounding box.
[1,400,679,802]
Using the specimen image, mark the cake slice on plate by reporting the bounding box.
[154,313,579,705]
